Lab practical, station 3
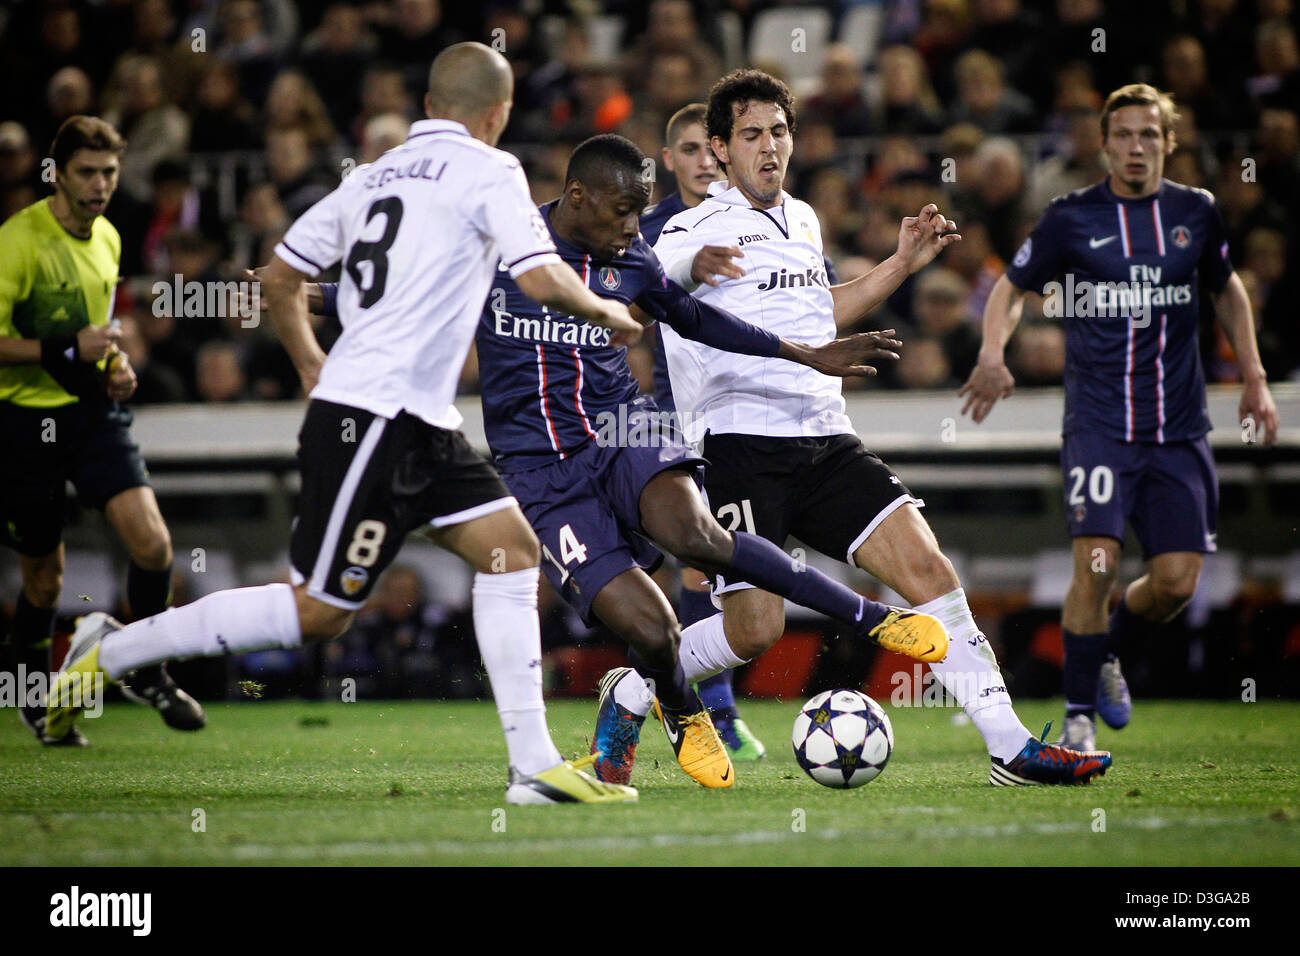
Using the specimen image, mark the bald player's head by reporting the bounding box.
[425,42,514,144]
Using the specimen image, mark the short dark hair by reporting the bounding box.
[565,134,648,190]
[665,103,708,147]
[49,115,125,170]
[705,69,797,165]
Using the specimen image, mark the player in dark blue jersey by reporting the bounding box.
[478,135,955,788]
[960,84,1280,751]
[318,135,953,789]
[640,103,766,761]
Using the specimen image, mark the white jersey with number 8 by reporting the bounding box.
[274,118,560,429]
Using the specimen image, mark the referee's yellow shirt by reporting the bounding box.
[0,197,120,408]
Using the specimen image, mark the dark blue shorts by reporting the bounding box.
[502,400,704,625]
[1061,432,1218,558]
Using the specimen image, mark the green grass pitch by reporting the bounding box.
[2,698,1296,866]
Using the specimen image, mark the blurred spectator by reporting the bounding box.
[114,159,209,277]
[804,44,873,138]
[210,0,292,104]
[913,0,974,104]
[564,62,635,138]
[230,182,289,272]
[116,314,188,404]
[1009,321,1067,386]
[895,337,956,389]
[948,49,1037,134]
[0,122,41,224]
[1027,106,1104,214]
[375,0,465,102]
[940,219,1005,320]
[299,3,378,136]
[641,52,707,132]
[351,65,415,147]
[910,266,981,380]
[953,135,1027,261]
[623,0,722,94]
[265,125,334,219]
[1255,107,1300,215]
[359,113,410,165]
[194,339,248,403]
[967,0,1044,100]
[188,59,261,153]
[1162,34,1238,132]
[103,55,192,202]
[871,45,945,135]
[42,67,96,152]
[265,70,338,149]
[1248,18,1300,111]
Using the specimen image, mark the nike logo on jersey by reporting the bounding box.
[1089,236,1119,249]
[661,226,687,235]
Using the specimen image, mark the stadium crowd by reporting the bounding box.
[1,0,1296,404]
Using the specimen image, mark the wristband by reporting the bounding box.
[40,334,79,370]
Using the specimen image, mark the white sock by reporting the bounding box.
[99,583,301,680]
[915,588,1031,762]
[612,668,654,717]
[678,612,746,683]
[472,568,563,775]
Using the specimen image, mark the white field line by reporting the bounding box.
[4,814,1275,864]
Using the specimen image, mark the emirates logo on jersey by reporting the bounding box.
[1170,225,1192,249]
[599,267,621,290]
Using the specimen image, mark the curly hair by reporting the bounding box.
[705,69,797,168]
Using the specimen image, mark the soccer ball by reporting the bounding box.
[791,690,894,788]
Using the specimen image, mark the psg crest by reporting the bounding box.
[1170,225,1192,249]
[599,267,621,290]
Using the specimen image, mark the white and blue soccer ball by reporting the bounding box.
[792,690,894,788]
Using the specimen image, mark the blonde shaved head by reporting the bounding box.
[426,42,513,123]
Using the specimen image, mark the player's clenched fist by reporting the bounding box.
[105,350,137,402]
[75,323,120,362]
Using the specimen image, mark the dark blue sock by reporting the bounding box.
[727,532,887,629]
[627,648,698,713]
[1107,596,1143,655]
[699,671,736,714]
[1063,629,1108,716]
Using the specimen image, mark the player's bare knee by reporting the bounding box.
[725,601,783,658]
[130,530,173,571]
[295,595,354,643]
[1152,573,1198,613]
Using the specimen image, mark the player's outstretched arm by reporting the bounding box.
[780,330,902,378]
[262,256,328,395]
[516,262,642,346]
[958,273,1024,423]
[829,204,961,330]
[1212,272,1280,446]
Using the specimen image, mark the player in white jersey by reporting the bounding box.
[654,69,1112,785]
[45,43,641,805]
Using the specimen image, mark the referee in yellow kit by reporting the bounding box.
[0,116,203,744]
